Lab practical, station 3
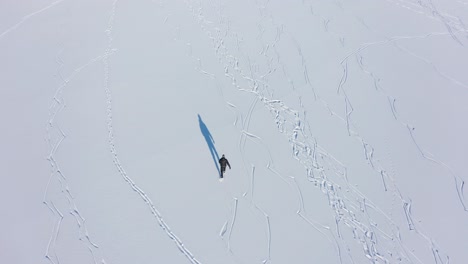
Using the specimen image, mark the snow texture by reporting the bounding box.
[1,0,468,263]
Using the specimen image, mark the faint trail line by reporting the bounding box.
[248,165,272,264]
[45,202,63,264]
[102,1,201,263]
[392,42,468,89]
[341,31,458,64]
[227,198,238,254]
[341,31,468,90]
[0,0,66,40]
[406,125,467,211]
[351,19,467,213]
[382,0,468,45]
[238,96,260,192]
[44,46,108,264]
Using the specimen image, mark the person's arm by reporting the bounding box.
[227,160,231,169]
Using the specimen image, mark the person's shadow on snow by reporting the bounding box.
[198,114,220,175]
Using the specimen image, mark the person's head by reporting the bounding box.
[222,154,225,158]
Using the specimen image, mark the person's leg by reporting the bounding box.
[221,166,225,177]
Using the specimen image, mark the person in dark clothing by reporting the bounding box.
[219,154,231,178]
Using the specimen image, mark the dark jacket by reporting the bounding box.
[219,157,231,170]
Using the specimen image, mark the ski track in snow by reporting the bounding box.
[0,0,66,40]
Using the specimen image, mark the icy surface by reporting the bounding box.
[1,0,468,263]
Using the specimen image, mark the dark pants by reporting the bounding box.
[220,165,226,177]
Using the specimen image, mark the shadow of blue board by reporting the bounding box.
[198,114,220,177]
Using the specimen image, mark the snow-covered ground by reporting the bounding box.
[1,0,468,263]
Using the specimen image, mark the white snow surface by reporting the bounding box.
[1,0,468,263]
